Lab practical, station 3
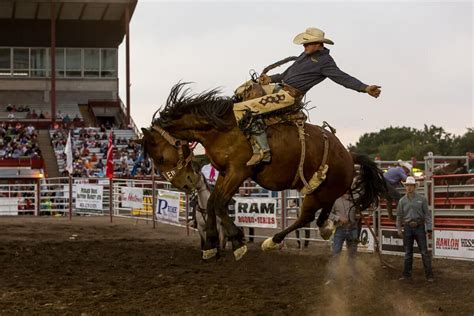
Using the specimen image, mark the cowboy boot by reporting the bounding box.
[246,131,271,166]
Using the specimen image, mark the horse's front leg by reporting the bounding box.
[206,170,249,260]
[202,200,219,260]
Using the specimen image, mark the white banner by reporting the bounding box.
[121,187,144,209]
[75,184,103,210]
[434,230,474,260]
[234,197,277,228]
[0,198,18,215]
[156,190,181,223]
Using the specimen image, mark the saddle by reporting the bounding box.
[235,81,306,129]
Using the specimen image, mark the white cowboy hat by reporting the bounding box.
[403,176,417,186]
[400,162,413,170]
[293,27,334,45]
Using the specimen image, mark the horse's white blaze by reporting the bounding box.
[261,237,282,251]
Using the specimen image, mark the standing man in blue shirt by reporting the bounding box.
[233,27,382,166]
[396,176,434,282]
[384,162,412,219]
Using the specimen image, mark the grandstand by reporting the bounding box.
[0,0,139,179]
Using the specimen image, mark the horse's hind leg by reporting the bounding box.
[316,204,337,240]
[262,194,322,250]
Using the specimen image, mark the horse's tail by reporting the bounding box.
[350,153,388,211]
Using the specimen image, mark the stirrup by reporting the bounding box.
[246,151,271,166]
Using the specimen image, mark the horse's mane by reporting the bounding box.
[152,82,234,130]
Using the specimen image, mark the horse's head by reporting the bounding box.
[140,126,200,193]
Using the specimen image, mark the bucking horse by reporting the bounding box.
[139,83,387,261]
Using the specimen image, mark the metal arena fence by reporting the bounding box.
[1,156,473,261]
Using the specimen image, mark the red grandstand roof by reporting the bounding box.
[0,0,137,47]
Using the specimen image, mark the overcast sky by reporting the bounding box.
[118,0,473,146]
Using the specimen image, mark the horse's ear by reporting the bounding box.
[133,138,144,146]
[141,128,155,143]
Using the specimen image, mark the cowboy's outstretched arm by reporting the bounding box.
[321,58,381,98]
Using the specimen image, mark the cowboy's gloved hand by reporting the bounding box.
[259,74,271,85]
[365,85,381,98]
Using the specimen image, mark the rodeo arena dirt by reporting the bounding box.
[1,155,474,315]
[1,1,474,315]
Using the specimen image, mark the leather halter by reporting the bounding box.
[151,125,195,182]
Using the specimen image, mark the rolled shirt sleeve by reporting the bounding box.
[320,57,369,92]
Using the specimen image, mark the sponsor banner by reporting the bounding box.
[121,187,144,209]
[234,197,277,228]
[75,184,103,210]
[156,190,182,223]
[434,230,474,260]
[381,229,419,254]
[358,227,375,252]
[0,198,19,215]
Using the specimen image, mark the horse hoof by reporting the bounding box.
[233,245,248,261]
[202,248,218,260]
[261,237,282,251]
[319,219,335,240]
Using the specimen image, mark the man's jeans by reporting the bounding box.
[328,226,359,280]
[402,224,434,278]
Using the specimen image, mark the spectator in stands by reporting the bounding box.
[95,159,104,170]
[26,124,35,136]
[31,110,38,119]
[91,152,98,163]
[17,105,29,112]
[39,111,45,119]
[6,104,14,112]
[7,112,15,119]
[43,111,51,119]
[73,114,81,123]
[81,145,90,157]
[63,114,71,126]
[56,111,64,120]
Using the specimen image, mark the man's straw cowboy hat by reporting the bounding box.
[403,176,418,186]
[293,27,334,45]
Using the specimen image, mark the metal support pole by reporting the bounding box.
[68,175,72,220]
[430,180,436,257]
[152,163,156,229]
[125,5,131,125]
[36,179,40,216]
[281,190,286,230]
[185,193,190,236]
[109,177,113,223]
[50,0,57,123]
